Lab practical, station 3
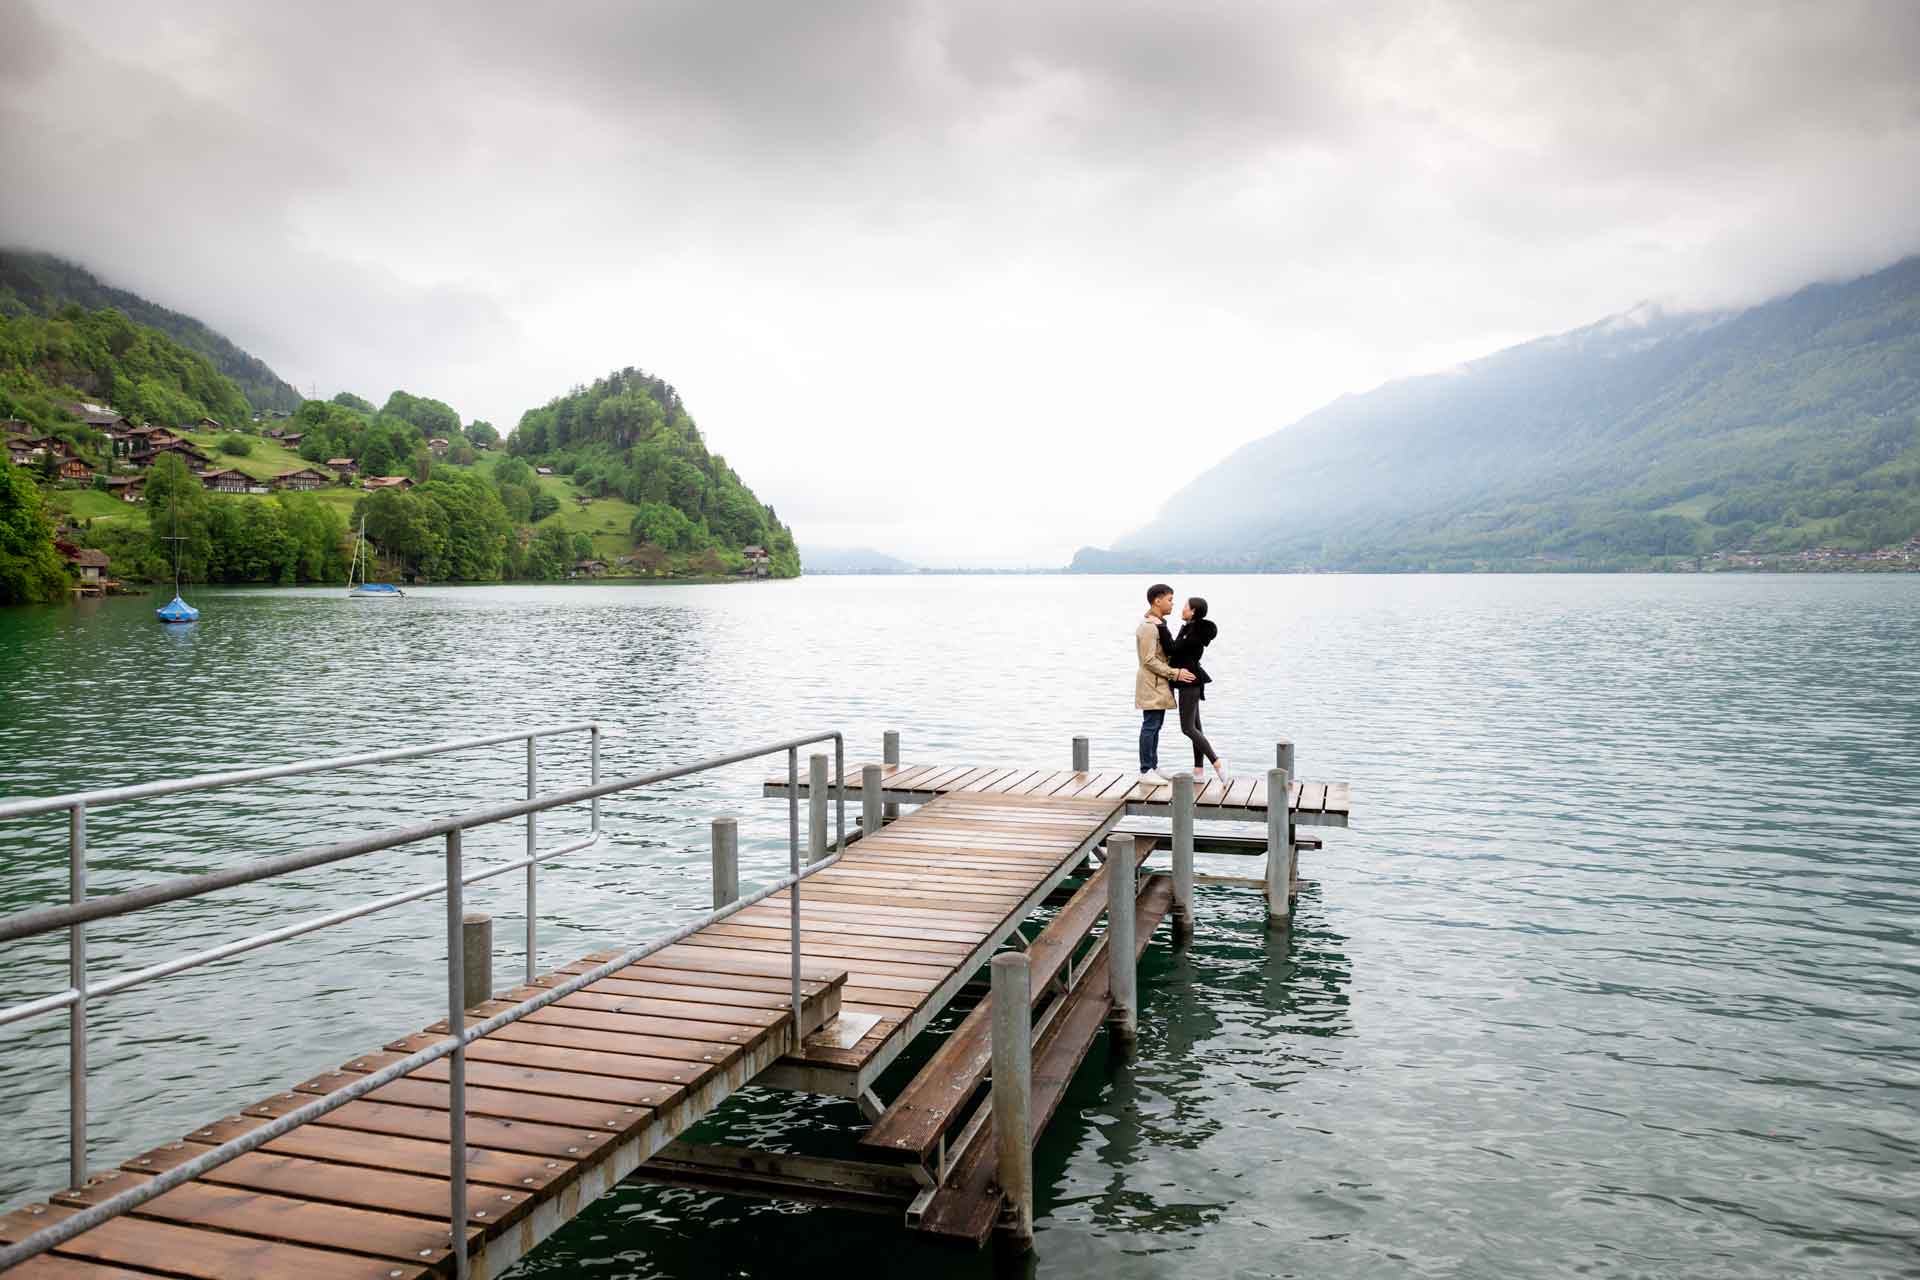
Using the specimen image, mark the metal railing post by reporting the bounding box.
[1171,773,1195,941]
[445,829,470,1280]
[1107,833,1138,1044]
[525,737,538,984]
[711,818,739,910]
[589,723,602,835]
[1072,735,1090,773]
[68,802,87,1190]
[808,753,829,864]
[882,730,900,822]
[861,765,882,834]
[788,747,802,1049]
[835,735,846,857]
[990,951,1034,1250]
[1266,767,1293,928]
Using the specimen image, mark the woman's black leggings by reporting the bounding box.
[1177,683,1217,767]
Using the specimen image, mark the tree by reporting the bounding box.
[218,433,254,457]
[0,466,67,603]
[467,420,500,448]
[331,391,375,413]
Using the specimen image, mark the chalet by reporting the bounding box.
[58,458,94,483]
[326,457,359,478]
[199,468,249,494]
[132,441,213,469]
[63,546,111,585]
[535,466,554,476]
[6,436,43,466]
[68,403,129,431]
[272,467,332,492]
[428,437,451,457]
[278,432,303,447]
[362,475,414,491]
[194,417,223,430]
[742,545,772,577]
[571,558,609,578]
[109,425,157,457]
[102,475,145,502]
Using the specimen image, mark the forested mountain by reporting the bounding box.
[1077,255,1920,571]
[0,306,252,431]
[510,367,800,576]
[0,250,301,413]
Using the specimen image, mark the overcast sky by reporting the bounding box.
[4,1,1918,564]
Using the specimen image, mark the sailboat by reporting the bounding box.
[154,476,199,624]
[348,517,404,599]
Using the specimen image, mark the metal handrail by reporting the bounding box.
[0,720,606,1196]
[0,727,847,1278]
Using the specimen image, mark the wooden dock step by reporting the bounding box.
[858,839,1155,1163]
[914,873,1177,1246]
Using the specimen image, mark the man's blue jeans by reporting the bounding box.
[1139,709,1165,773]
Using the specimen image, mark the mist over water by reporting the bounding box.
[1,575,1915,1278]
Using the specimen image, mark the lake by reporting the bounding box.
[1,574,1915,1278]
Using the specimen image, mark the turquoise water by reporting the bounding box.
[1,575,1915,1277]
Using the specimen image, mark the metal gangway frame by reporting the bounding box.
[0,723,849,1277]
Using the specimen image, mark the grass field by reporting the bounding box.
[52,488,146,527]
[183,432,320,482]
[531,473,640,560]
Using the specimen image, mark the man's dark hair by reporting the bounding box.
[1147,582,1173,604]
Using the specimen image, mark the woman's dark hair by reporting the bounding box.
[1187,596,1208,620]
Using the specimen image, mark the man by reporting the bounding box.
[1135,582,1195,778]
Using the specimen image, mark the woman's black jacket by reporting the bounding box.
[1168,619,1217,699]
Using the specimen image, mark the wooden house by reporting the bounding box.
[361,475,414,491]
[571,558,609,578]
[58,458,95,483]
[742,545,772,577]
[63,547,111,584]
[102,475,145,502]
[326,457,359,478]
[428,437,451,457]
[199,468,249,494]
[272,467,332,492]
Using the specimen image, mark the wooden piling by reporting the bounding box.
[989,951,1034,1249]
[711,817,738,910]
[808,753,829,863]
[1071,736,1090,772]
[460,912,492,1010]
[882,731,900,822]
[1106,834,1138,1043]
[1170,773,1194,940]
[1265,767,1292,927]
[861,764,883,834]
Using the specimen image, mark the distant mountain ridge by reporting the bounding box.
[1076,254,1920,570]
[0,250,301,413]
[801,546,917,573]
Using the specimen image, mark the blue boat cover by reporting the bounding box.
[352,583,404,595]
[155,595,199,623]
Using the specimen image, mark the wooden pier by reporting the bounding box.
[2,745,1350,1275]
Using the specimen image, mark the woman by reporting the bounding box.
[1168,597,1226,783]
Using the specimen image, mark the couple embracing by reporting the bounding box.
[1133,582,1227,784]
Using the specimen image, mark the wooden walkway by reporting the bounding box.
[766,762,1352,827]
[1,789,1129,1277]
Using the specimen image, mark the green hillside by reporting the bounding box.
[1080,255,1920,571]
[0,306,252,434]
[510,367,800,576]
[0,250,301,412]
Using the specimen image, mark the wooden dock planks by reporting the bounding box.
[766,760,1351,825]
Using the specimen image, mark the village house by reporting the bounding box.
[6,435,43,467]
[571,558,609,578]
[132,440,213,469]
[194,416,223,430]
[535,466,554,476]
[199,468,249,494]
[361,475,414,491]
[278,432,303,448]
[63,546,110,585]
[327,457,359,478]
[58,457,95,484]
[102,475,145,503]
[742,545,771,577]
[272,467,333,492]
[109,424,157,457]
[428,437,451,457]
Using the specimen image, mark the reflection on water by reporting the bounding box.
[1,575,1917,1279]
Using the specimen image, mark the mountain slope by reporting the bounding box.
[0,250,301,413]
[1080,255,1920,570]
